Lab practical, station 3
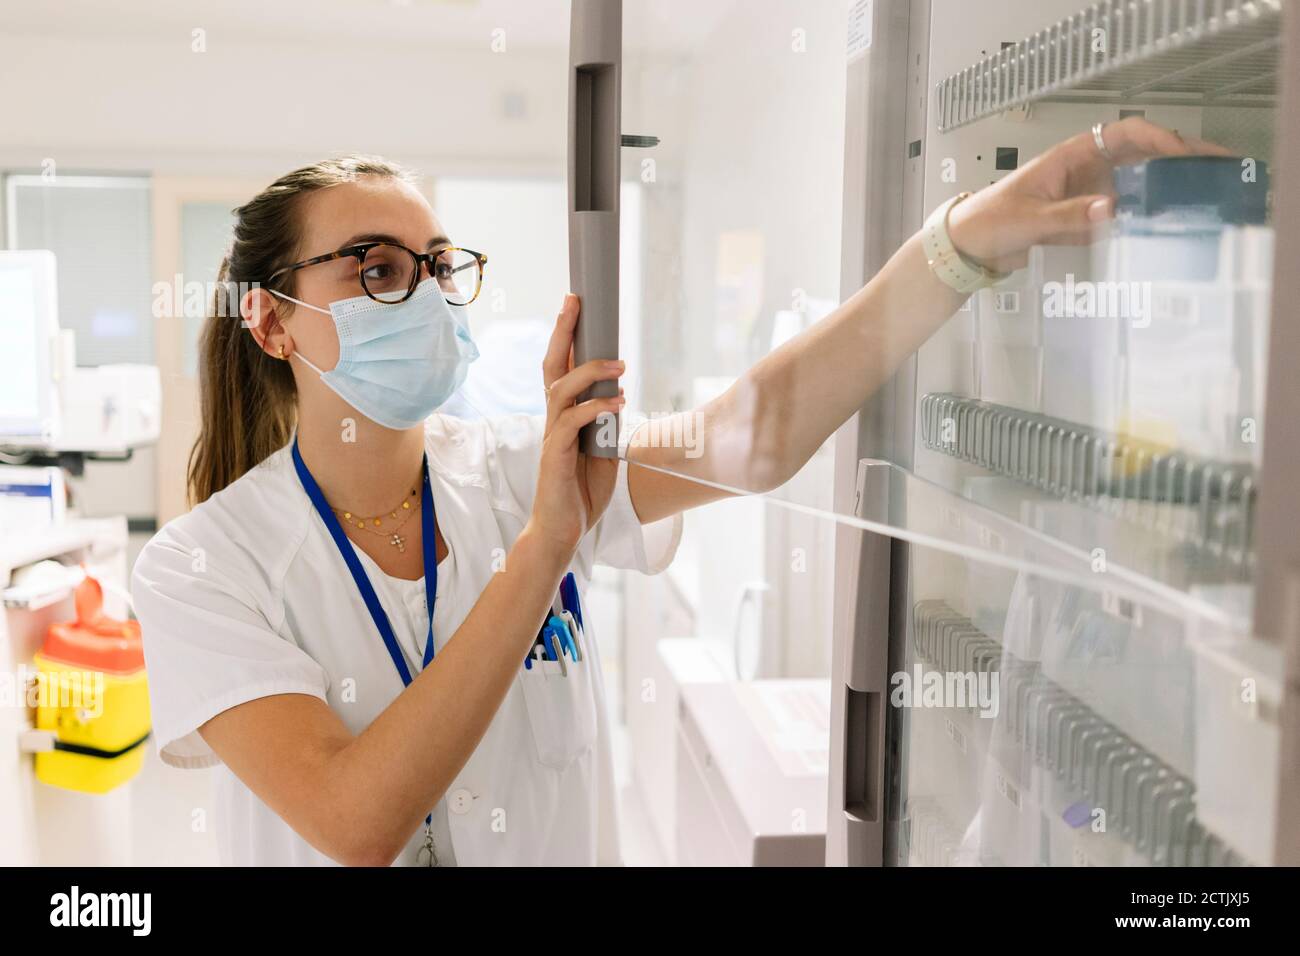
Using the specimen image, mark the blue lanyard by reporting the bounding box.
[291,439,437,685]
[293,438,443,856]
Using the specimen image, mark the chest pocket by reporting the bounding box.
[518,647,598,770]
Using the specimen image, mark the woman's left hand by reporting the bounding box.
[530,293,621,556]
[947,116,1233,273]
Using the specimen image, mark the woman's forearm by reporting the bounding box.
[203,525,572,866]
[320,524,570,862]
[727,232,966,489]
[303,319,620,863]
[627,118,1213,525]
[627,231,965,521]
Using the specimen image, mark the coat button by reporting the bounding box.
[448,788,474,815]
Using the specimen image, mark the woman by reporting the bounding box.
[132,118,1219,866]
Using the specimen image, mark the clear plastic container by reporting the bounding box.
[1035,244,1127,432]
[1120,226,1273,464]
[1105,157,1272,463]
[976,270,1042,411]
[1190,622,1281,865]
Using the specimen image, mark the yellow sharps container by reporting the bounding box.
[33,574,150,793]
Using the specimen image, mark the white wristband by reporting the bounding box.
[921,192,1008,294]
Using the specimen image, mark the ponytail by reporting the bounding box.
[186,255,297,505]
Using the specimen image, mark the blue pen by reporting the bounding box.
[524,630,551,670]
[540,624,559,663]
[523,578,584,671]
[560,572,584,633]
[549,615,580,661]
[559,610,583,661]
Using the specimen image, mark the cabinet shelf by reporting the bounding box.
[919,393,1256,573]
[850,457,1251,631]
[912,600,1246,865]
[935,0,1282,132]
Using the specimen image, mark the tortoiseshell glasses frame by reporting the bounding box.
[266,242,488,306]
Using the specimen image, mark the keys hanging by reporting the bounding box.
[416,822,438,867]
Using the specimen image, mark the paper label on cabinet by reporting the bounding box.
[1150,288,1199,325]
[847,0,873,62]
[996,771,1022,811]
[993,291,1021,314]
[944,717,967,753]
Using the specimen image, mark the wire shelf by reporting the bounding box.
[912,600,1244,866]
[935,0,1283,131]
[918,393,1257,569]
[903,796,981,866]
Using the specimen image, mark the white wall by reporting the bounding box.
[0,3,701,182]
[0,32,566,180]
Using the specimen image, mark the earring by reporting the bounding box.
[278,345,286,360]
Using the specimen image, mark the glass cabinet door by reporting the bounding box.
[618,0,854,690]
[841,0,1291,867]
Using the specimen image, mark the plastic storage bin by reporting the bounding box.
[1121,226,1273,464]
[1190,625,1280,865]
[1036,244,1128,432]
[976,269,1041,410]
[1107,156,1272,463]
[930,296,980,401]
[974,241,1130,432]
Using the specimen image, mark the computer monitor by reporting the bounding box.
[0,250,61,444]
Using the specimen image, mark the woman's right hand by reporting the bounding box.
[525,293,625,560]
[947,116,1232,274]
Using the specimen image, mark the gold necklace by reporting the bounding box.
[333,484,421,552]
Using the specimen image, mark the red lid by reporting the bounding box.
[41,575,144,674]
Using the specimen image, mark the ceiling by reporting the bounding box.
[0,0,739,53]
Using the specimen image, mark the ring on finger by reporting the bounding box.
[1091,121,1114,161]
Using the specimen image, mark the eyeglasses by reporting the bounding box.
[267,242,488,306]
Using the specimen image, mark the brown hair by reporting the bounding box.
[187,154,416,505]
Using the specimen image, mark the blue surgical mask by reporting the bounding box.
[272,278,479,430]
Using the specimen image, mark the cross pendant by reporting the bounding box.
[391,533,406,552]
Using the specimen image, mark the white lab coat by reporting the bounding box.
[130,413,681,866]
